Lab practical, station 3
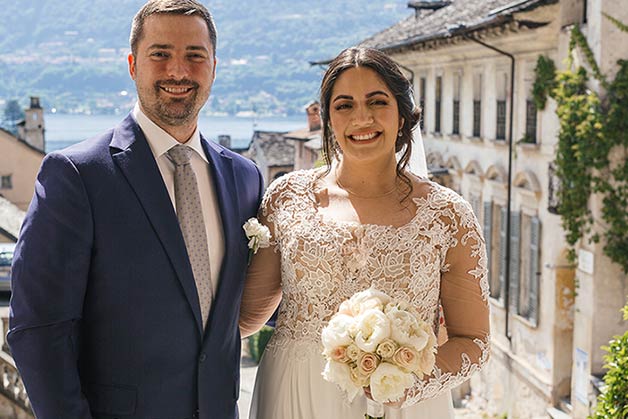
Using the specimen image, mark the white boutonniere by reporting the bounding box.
[243,217,272,264]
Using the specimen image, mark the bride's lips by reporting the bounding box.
[348,131,382,144]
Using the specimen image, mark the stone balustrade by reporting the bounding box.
[0,316,33,418]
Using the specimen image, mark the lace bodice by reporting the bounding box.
[240,169,490,406]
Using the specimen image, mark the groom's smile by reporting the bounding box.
[159,83,196,97]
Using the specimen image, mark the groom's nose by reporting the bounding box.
[166,57,190,80]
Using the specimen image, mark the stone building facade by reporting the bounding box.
[242,131,295,187]
[0,97,45,211]
[285,101,322,171]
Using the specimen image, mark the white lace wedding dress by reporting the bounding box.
[242,169,490,419]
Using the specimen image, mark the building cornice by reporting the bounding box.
[382,18,548,55]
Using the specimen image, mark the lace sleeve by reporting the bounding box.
[403,194,490,407]
[238,176,287,338]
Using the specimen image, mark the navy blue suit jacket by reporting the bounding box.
[7,114,264,419]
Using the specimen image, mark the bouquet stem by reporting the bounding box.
[365,399,385,419]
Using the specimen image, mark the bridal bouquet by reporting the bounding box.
[321,288,437,419]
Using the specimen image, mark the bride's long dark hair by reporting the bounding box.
[319,47,422,195]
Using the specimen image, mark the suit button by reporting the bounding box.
[199,353,207,363]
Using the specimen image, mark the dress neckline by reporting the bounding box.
[304,168,435,231]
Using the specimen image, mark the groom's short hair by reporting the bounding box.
[129,0,217,56]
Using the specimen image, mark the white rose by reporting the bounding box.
[346,343,361,361]
[349,364,369,387]
[384,300,419,318]
[407,326,430,352]
[418,344,437,378]
[322,314,355,353]
[386,306,428,351]
[417,322,438,376]
[354,309,391,353]
[346,288,391,316]
[322,360,361,402]
[369,362,415,404]
[376,339,398,359]
[338,300,353,316]
[242,218,271,253]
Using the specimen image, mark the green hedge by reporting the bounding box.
[248,325,274,364]
[590,298,628,419]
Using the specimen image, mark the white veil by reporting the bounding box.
[408,129,428,178]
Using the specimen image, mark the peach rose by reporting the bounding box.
[357,352,380,377]
[330,346,350,363]
[392,346,421,373]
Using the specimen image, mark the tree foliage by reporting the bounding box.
[1,99,24,134]
[590,298,628,419]
[532,55,557,110]
[543,22,628,273]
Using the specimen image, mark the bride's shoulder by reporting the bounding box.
[407,173,471,212]
[265,168,321,194]
[267,169,321,191]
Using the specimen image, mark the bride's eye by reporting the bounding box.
[369,99,388,106]
[334,103,352,111]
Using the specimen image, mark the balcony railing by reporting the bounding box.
[1,317,34,418]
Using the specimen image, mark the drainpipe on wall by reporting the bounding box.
[448,24,515,343]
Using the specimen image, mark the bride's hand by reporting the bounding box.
[363,386,407,409]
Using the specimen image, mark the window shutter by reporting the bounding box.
[498,206,508,302]
[528,216,541,326]
[509,212,521,314]
[483,202,493,295]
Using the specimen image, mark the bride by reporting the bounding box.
[239,47,490,419]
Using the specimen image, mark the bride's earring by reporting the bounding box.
[329,125,342,157]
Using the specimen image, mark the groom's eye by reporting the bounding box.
[150,51,169,60]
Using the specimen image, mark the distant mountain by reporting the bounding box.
[0,0,411,115]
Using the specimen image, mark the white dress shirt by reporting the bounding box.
[132,104,224,299]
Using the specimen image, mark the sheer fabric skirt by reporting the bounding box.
[249,339,454,419]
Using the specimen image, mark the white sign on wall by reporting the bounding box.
[578,249,594,274]
[574,348,589,404]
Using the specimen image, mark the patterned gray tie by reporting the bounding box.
[168,144,213,329]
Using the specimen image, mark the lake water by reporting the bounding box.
[45,113,305,153]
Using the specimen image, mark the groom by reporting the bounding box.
[7,1,263,418]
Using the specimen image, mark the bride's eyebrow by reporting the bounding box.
[332,95,353,102]
[332,91,390,103]
[366,90,389,98]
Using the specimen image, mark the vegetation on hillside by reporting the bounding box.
[0,0,410,115]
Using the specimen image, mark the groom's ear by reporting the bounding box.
[128,54,137,80]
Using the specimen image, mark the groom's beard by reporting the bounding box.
[136,77,210,127]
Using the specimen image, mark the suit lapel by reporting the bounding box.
[110,115,204,335]
[201,137,242,336]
